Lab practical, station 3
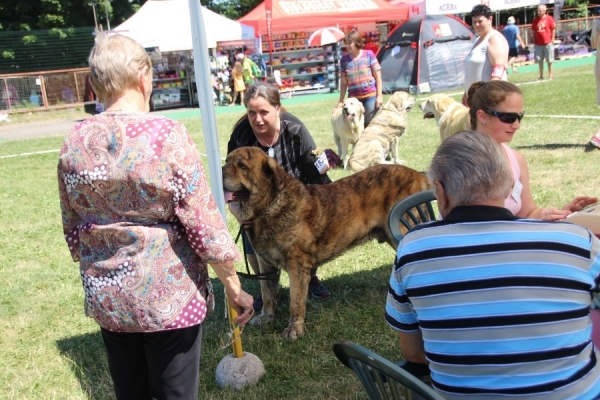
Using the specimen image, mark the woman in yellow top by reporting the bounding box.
[230,61,246,107]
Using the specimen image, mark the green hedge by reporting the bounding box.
[0,27,94,74]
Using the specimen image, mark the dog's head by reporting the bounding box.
[419,94,456,121]
[385,91,416,114]
[223,147,290,220]
[342,97,365,122]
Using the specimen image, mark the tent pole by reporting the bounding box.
[188,0,226,218]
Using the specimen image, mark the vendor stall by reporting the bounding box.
[238,0,410,35]
[114,0,255,109]
[238,0,411,94]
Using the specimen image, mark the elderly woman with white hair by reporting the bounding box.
[57,33,254,399]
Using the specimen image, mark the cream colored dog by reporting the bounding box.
[348,91,415,173]
[331,97,364,170]
[419,94,470,142]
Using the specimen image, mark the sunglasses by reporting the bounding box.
[485,110,525,124]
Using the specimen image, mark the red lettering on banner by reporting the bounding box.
[410,5,419,14]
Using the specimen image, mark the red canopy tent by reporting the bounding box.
[238,0,410,37]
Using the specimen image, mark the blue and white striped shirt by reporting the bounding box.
[386,205,600,399]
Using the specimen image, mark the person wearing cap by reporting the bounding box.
[502,16,525,74]
[237,53,256,86]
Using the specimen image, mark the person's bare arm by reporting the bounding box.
[516,32,525,48]
[334,73,348,112]
[488,33,509,81]
[399,331,428,364]
[373,68,383,109]
[562,196,598,213]
[210,261,254,325]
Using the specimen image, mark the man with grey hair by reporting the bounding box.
[385,130,600,399]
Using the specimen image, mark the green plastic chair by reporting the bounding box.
[333,341,444,400]
[387,190,437,249]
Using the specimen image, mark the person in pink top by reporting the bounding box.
[466,80,596,219]
[531,4,556,81]
[335,30,383,128]
[57,33,254,399]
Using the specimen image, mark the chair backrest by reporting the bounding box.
[387,189,436,249]
[333,341,444,400]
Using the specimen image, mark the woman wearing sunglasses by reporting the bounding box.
[466,80,597,219]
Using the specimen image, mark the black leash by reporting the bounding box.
[235,226,280,281]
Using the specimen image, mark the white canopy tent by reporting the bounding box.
[114,0,255,51]
[394,0,554,16]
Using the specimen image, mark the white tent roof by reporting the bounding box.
[395,0,554,16]
[114,0,255,51]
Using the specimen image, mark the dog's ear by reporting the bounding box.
[263,155,289,191]
[437,96,453,113]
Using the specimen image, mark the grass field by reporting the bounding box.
[1,61,600,399]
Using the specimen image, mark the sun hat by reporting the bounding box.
[507,16,515,24]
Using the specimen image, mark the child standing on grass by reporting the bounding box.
[230,61,245,107]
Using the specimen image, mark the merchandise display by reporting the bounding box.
[261,27,384,94]
[148,49,193,110]
[264,46,338,93]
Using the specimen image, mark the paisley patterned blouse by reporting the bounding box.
[58,112,241,332]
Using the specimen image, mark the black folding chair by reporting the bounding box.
[387,190,437,249]
[333,341,443,400]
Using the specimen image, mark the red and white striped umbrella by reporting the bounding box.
[307,27,346,47]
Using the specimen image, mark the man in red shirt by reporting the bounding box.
[531,4,556,80]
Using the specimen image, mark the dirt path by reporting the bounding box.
[0,118,83,142]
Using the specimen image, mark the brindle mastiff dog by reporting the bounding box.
[222,147,430,340]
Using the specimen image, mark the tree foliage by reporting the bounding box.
[201,0,262,20]
[0,0,147,73]
[0,0,594,73]
[563,0,595,19]
[0,0,145,32]
[0,0,264,33]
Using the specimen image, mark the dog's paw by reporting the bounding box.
[249,313,274,327]
[394,158,405,165]
[282,325,305,340]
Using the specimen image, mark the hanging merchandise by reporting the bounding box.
[148,48,194,110]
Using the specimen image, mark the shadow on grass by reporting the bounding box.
[56,331,114,399]
[199,259,398,398]
[53,258,396,400]
[514,143,599,152]
[215,259,396,341]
